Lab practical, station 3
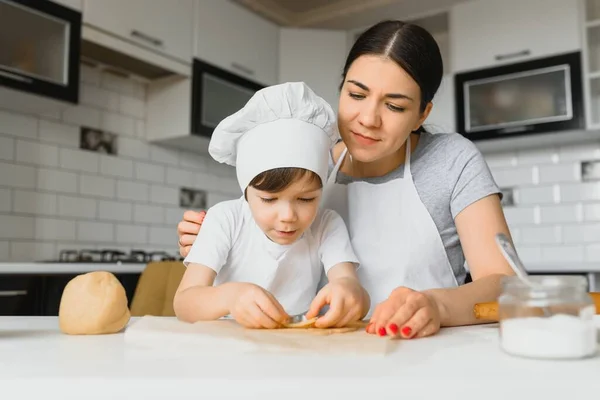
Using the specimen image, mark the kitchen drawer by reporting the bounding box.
[0,275,43,316]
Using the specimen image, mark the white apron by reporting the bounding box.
[321,136,458,316]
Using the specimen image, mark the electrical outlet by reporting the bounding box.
[581,160,600,182]
[500,187,515,207]
[80,127,117,155]
[179,187,207,209]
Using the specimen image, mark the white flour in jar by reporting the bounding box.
[500,314,598,359]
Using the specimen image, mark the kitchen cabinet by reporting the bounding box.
[450,0,581,72]
[194,0,279,86]
[424,74,455,133]
[82,0,194,63]
[279,28,348,109]
[584,0,600,129]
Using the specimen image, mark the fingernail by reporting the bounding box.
[401,326,412,337]
[378,327,386,336]
[389,323,398,334]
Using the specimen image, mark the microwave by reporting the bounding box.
[191,58,264,139]
[454,52,585,141]
[0,0,81,109]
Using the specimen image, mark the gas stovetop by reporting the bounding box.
[41,249,182,264]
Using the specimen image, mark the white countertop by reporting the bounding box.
[0,262,146,274]
[1,316,599,399]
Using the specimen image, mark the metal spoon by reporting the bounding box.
[287,312,308,324]
[495,233,552,316]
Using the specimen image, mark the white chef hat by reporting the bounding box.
[209,81,339,192]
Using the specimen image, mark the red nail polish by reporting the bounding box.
[389,323,398,334]
[401,326,412,336]
[378,327,386,336]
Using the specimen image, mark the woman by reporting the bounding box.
[177,20,514,339]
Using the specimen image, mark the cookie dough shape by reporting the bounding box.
[59,271,131,335]
[283,316,318,329]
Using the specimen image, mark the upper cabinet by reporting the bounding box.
[83,0,194,64]
[279,28,348,109]
[194,0,279,86]
[451,0,581,73]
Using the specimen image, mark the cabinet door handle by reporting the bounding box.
[231,62,255,77]
[495,49,531,61]
[0,69,34,84]
[130,30,164,47]
[0,290,28,297]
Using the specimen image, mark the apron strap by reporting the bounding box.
[327,146,348,185]
[404,135,413,179]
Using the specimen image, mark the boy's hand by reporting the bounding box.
[306,277,368,328]
[228,283,289,329]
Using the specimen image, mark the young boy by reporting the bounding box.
[174,82,369,329]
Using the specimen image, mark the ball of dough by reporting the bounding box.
[59,271,131,335]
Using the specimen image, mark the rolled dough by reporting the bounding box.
[59,271,131,335]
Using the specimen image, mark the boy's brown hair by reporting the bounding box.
[244,167,322,199]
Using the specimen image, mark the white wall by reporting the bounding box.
[0,63,240,261]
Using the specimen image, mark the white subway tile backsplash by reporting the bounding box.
[79,174,115,198]
[34,217,75,241]
[560,182,600,202]
[166,167,194,187]
[491,166,535,187]
[516,148,558,165]
[0,136,14,161]
[133,204,164,224]
[583,203,600,221]
[539,204,582,224]
[0,188,11,212]
[206,159,236,177]
[515,185,556,205]
[541,245,584,263]
[61,105,101,129]
[13,190,57,216]
[0,215,34,239]
[150,145,179,166]
[559,143,600,162]
[585,244,600,262]
[101,112,136,137]
[37,168,77,193]
[179,152,207,171]
[77,221,113,242]
[118,137,150,160]
[10,241,55,262]
[99,155,133,179]
[165,207,185,225]
[514,245,542,264]
[58,195,96,219]
[538,163,580,184]
[16,140,59,167]
[59,148,99,173]
[101,71,136,96]
[134,161,165,183]
[80,84,120,111]
[38,120,79,148]
[116,224,148,244]
[207,192,237,207]
[483,152,516,168]
[135,120,145,138]
[0,162,36,189]
[563,224,600,243]
[149,226,175,245]
[503,206,536,226]
[117,180,149,202]
[131,80,146,100]
[0,241,9,261]
[80,64,101,86]
[520,225,561,244]
[0,110,38,138]
[119,95,145,119]
[98,200,132,222]
[150,185,178,206]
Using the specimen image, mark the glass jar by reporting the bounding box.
[498,275,597,360]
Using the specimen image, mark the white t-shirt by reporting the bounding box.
[183,197,359,315]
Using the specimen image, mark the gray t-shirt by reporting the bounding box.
[332,131,501,285]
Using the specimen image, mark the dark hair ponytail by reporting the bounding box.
[341,20,444,133]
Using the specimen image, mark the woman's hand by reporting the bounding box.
[366,287,444,339]
[177,210,206,258]
[306,277,369,328]
[228,283,289,329]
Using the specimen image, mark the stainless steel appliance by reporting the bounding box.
[454,51,585,141]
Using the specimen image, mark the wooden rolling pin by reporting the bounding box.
[474,292,600,321]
